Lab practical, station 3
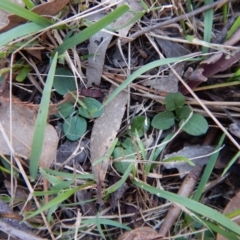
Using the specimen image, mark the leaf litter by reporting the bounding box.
[0,0,240,239]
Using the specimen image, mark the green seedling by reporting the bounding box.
[151,92,208,136]
[53,68,103,141]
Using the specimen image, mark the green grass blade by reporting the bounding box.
[202,0,214,53]
[96,213,105,240]
[222,151,240,176]
[193,133,225,201]
[82,218,131,231]
[25,186,80,220]
[226,15,240,39]
[133,179,240,236]
[0,22,45,47]
[0,0,51,26]
[106,163,133,194]
[29,53,58,179]
[42,168,94,180]
[22,0,35,9]
[200,218,239,240]
[102,56,192,107]
[55,4,130,55]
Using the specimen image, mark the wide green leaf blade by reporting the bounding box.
[29,53,58,179]
[55,4,130,54]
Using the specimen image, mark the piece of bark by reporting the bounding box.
[159,166,203,237]
[217,190,240,240]
[118,227,161,240]
[90,86,128,202]
[163,145,214,178]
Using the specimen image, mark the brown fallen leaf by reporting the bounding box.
[90,86,128,202]
[216,190,240,240]
[0,96,58,168]
[118,227,162,240]
[0,0,70,33]
[179,26,240,95]
[86,0,143,87]
[163,145,215,178]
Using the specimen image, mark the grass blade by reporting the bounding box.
[29,53,58,179]
[25,186,80,220]
[0,0,51,26]
[202,0,213,53]
[102,56,193,107]
[133,179,240,236]
[193,133,225,201]
[55,4,130,55]
[82,218,131,231]
[106,163,133,194]
[0,22,45,47]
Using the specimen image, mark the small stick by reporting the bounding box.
[124,0,235,43]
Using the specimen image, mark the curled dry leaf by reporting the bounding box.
[118,227,161,240]
[0,97,58,168]
[217,190,240,240]
[0,0,70,33]
[180,28,240,95]
[90,86,128,196]
[163,145,215,178]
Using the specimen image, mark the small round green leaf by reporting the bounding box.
[113,147,135,174]
[165,92,185,111]
[55,102,75,119]
[53,68,76,95]
[151,111,175,130]
[63,116,87,141]
[128,116,150,137]
[78,97,103,119]
[180,113,208,136]
[176,106,191,120]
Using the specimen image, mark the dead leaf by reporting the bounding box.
[180,28,240,95]
[80,88,102,98]
[26,49,42,61]
[4,180,33,212]
[0,198,42,240]
[143,37,190,92]
[86,0,143,87]
[118,227,161,240]
[0,0,70,33]
[163,145,215,178]
[76,190,97,216]
[90,86,128,197]
[0,96,58,168]
[0,0,24,28]
[216,190,240,240]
